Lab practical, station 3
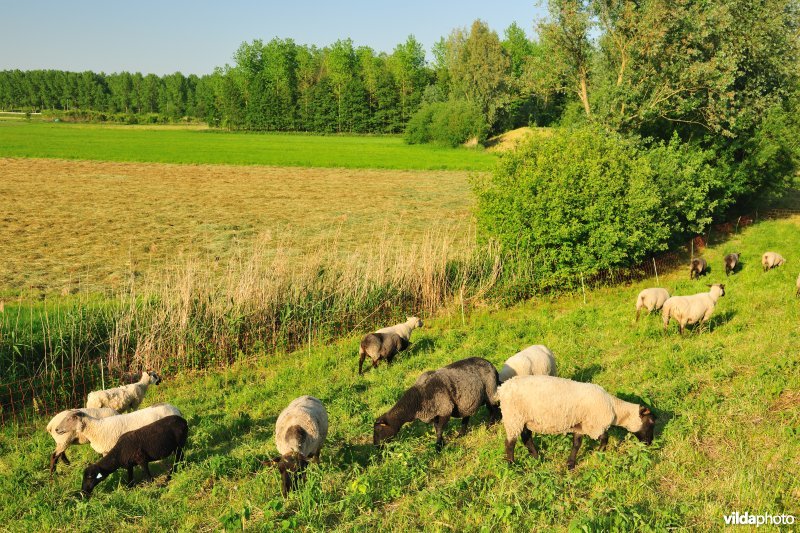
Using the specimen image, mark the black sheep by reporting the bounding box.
[689,257,707,279]
[724,252,740,276]
[358,332,410,374]
[81,415,188,497]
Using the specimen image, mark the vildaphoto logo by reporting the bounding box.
[723,511,795,527]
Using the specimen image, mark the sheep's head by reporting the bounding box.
[407,316,423,329]
[633,406,656,445]
[81,464,109,497]
[54,410,85,435]
[373,415,399,446]
[707,284,726,297]
[143,371,162,385]
[271,452,308,497]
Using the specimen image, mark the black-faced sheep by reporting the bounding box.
[81,415,187,497]
[724,253,740,276]
[358,317,423,374]
[497,375,655,469]
[373,357,500,451]
[634,288,670,321]
[689,258,707,279]
[662,284,726,335]
[86,371,162,412]
[762,252,786,271]
[271,395,328,496]
[499,345,557,383]
[46,407,118,474]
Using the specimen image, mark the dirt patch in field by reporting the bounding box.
[0,158,474,295]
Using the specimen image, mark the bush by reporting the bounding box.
[405,100,487,147]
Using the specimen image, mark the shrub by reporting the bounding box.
[405,100,487,147]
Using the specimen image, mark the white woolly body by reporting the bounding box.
[635,288,670,314]
[275,396,328,458]
[497,375,643,441]
[499,345,557,383]
[762,252,786,270]
[662,285,724,329]
[375,317,423,342]
[86,371,158,412]
[46,407,118,455]
[56,403,182,455]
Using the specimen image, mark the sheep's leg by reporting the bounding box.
[61,452,70,466]
[567,434,583,470]
[433,415,450,452]
[140,461,154,482]
[457,416,470,437]
[504,437,517,463]
[49,452,59,474]
[520,428,539,459]
[358,352,367,375]
[598,432,609,451]
[126,466,136,486]
[486,400,501,425]
[635,307,640,322]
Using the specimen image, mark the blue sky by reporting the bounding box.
[1,1,547,75]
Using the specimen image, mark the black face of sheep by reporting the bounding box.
[148,371,163,385]
[633,406,656,445]
[81,464,110,497]
[272,453,309,497]
[373,416,398,447]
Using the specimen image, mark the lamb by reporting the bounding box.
[54,403,182,456]
[373,357,500,451]
[724,252,740,276]
[634,288,670,321]
[497,375,655,469]
[689,257,707,279]
[81,415,188,497]
[662,284,725,335]
[498,345,557,383]
[86,370,162,412]
[358,317,423,374]
[271,395,328,496]
[46,407,118,474]
[762,252,786,271]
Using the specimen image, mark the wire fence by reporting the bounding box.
[2,207,798,427]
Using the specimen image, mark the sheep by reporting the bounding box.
[85,371,162,412]
[271,395,328,497]
[358,317,423,374]
[724,253,740,276]
[373,357,500,451]
[662,284,726,335]
[497,375,655,469]
[689,257,707,279]
[54,403,182,456]
[634,288,670,321]
[762,252,786,271]
[499,345,557,383]
[46,407,118,474]
[81,415,188,497]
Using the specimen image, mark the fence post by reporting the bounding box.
[691,239,694,261]
[653,258,659,285]
[101,359,105,390]
[580,273,587,305]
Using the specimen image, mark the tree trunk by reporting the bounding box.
[579,71,591,116]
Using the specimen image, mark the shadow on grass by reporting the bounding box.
[571,363,604,383]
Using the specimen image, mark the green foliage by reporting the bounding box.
[404,100,487,147]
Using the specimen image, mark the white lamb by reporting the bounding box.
[661,284,726,335]
[499,345,557,383]
[497,375,655,469]
[271,395,328,496]
[53,403,182,456]
[635,288,670,321]
[86,371,162,412]
[46,407,118,473]
[762,252,786,271]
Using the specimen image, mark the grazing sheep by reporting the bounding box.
[762,252,786,271]
[499,345,557,383]
[271,396,328,497]
[662,284,726,335]
[689,257,707,279]
[358,332,409,375]
[358,317,423,374]
[373,357,500,451]
[81,415,188,497]
[634,288,670,321]
[724,253,740,276]
[86,371,162,412]
[497,375,655,469]
[54,403,182,456]
[46,407,118,474]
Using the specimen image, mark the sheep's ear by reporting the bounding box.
[639,406,652,417]
[719,284,725,290]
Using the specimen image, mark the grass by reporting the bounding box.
[0,121,495,171]
[1,216,797,530]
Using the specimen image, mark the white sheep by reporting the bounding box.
[497,375,655,469]
[635,288,670,321]
[376,316,423,342]
[53,403,182,456]
[499,345,557,383]
[46,407,118,473]
[662,284,726,335]
[762,252,786,271]
[271,395,328,496]
[85,371,162,412]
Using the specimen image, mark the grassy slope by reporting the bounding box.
[1,217,798,531]
[0,122,495,171]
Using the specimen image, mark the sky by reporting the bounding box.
[0,1,547,76]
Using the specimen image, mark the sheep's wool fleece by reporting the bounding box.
[662,285,723,326]
[636,288,670,311]
[376,317,420,341]
[762,252,785,268]
[47,408,118,449]
[86,372,153,411]
[498,376,616,440]
[499,345,557,383]
[410,360,498,423]
[275,395,328,457]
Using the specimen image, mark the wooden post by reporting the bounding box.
[100,359,105,390]
[653,258,659,285]
[580,273,587,305]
